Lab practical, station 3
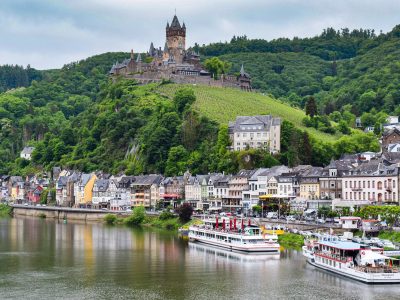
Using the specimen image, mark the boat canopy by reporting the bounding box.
[319,240,362,251]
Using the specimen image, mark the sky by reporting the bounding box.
[0,0,399,70]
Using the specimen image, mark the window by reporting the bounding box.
[257,133,261,138]
[345,181,347,188]
[363,181,365,188]
[350,181,352,188]
[243,133,247,138]
[368,181,370,188]
[250,133,254,138]
[394,181,396,188]
[378,181,383,190]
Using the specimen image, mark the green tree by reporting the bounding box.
[165,146,189,176]
[204,57,232,79]
[305,96,317,117]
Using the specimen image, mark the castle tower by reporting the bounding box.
[166,15,186,64]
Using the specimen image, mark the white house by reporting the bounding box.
[340,216,361,229]
[228,115,281,153]
[20,146,35,160]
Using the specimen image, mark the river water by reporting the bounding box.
[1,217,400,300]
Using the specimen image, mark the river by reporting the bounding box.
[0,217,399,300]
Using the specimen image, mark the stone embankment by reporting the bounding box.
[12,205,113,222]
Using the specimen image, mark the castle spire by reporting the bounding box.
[240,64,245,76]
[130,49,134,59]
[136,53,142,63]
[170,15,181,29]
[164,42,168,52]
[166,21,170,29]
[149,42,155,55]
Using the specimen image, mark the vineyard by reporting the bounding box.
[156,84,340,142]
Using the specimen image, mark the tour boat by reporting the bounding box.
[188,217,280,254]
[303,235,400,284]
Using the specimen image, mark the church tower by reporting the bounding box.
[166,15,186,64]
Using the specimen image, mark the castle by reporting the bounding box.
[109,15,251,91]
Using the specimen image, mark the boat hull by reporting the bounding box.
[189,236,280,254]
[304,254,400,284]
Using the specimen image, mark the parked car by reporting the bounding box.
[304,216,315,222]
[24,203,28,206]
[286,215,296,222]
[325,218,334,223]
[316,218,326,224]
[381,240,396,249]
[266,212,278,219]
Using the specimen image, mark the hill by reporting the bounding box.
[202,25,400,117]
[156,84,339,143]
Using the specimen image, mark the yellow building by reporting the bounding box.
[75,173,97,207]
[299,180,320,200]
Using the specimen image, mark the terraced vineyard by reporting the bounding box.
[156,84,340,142]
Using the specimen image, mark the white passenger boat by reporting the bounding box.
[303,235,400,284]
[189,219,280,254]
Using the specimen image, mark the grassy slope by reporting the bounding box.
[156,84,340,142]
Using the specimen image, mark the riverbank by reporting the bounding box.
[278,233,305,249]
[0,204,12,217]
[379,230,400,243]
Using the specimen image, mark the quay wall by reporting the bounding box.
[12,205,112,222]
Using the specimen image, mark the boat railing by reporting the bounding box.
[354,266,399,273]
[315,251,352,263]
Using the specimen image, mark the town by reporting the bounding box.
[4,113,400,221]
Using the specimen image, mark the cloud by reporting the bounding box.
[0,0,398,69]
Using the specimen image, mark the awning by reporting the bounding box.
[304,209,316,214]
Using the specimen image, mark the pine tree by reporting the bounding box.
[305,96,318,117]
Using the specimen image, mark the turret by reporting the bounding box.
[130,49,134,60]
[136,53,142,63]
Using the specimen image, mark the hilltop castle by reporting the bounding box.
[109,15,251,91]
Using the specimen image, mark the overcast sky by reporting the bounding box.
[0,0,399,69]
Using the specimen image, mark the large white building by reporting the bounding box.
[228,115,281,153]
[341,160,399,205]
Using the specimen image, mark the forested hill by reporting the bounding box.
[0,65,43,92]
[200,25,400,116]
[3,24,399,176]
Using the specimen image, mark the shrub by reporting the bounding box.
[125,206,146,226]
[38,213,46,219]
[104,214,117,225]
[175,203,193,222]
[159,210,175,220]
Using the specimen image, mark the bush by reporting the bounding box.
[125,206,146,226]
[159,210,175,220]
[38,213,46,219]
[104,214,117,225]
[0,204,12,217]
[175,203,193,222]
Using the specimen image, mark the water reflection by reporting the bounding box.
[1,217,400,300]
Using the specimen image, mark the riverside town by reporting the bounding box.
[2,3,400,299]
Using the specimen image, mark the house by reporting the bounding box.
[340,216,361,230]
[8,176,24,203]
[20,146,35,160]
[319,159,356,200]
[130,175,163,209]
[92,179,111,209]
[109,176,133,211]
[27,186,43,204]
[299,167,323,200]
[74,173,97,208]
[382,128,400,153]
[159,176,184,208]
[223,170,254,212]
[184,174,201,208]
[208,175,230,211]
[66,172,79,207]
[55,176,68,206]
[228,115,281,153]
[341,159,399,205]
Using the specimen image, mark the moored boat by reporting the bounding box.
[189,217,280,254]
[303,235,400,284]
